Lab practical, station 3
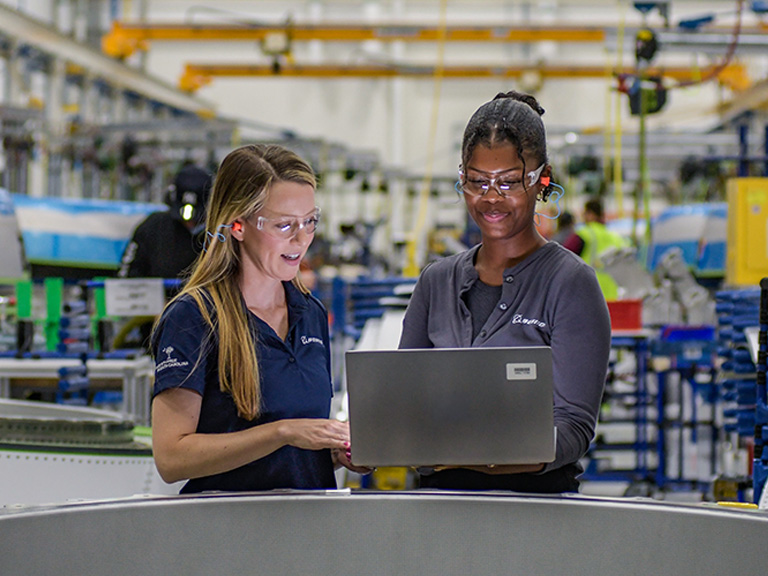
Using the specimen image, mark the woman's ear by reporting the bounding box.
[541,165,553,185]
[230,220,244,240]
[539,165,554,200]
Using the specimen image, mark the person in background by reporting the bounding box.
[550,210,575,244]
[398,91,611,493]
[114,163,214,350]
[118,162,214,280]
[562,197,628,300]
[151,144,367,493]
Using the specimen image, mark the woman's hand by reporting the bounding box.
[332,447,374,475]
[279,418,351,451]
[280,419,373,474]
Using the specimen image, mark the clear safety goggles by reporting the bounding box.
[458,164,545,198]
[255,207,321,239]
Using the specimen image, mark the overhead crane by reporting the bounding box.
[101,17,768,134]
[102,20,768,59]
[101,18,761,104]
[178,62,748,93]
[103,21,607,59]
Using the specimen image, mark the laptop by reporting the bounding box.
[344,346,556,468]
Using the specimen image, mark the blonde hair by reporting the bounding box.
[159,144,317,420]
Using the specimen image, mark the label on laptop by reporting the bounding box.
[506,362,537,380]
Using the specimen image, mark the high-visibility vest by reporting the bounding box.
[576,222,628,300]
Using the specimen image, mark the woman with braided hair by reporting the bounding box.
[399,91,611,493]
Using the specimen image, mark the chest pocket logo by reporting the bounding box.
[512,313,546,328]
[300,335,324,347]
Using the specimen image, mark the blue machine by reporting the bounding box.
[647,203,727,276]
[11,193,162,271]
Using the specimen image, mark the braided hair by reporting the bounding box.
[461,90,548,184]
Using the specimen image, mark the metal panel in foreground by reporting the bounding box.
[0,491,766,575]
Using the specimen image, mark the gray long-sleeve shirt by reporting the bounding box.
[398,241,611,472]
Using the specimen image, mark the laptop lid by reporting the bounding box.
[345,346,556,468]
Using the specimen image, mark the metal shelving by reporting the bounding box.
[585,327,721,497]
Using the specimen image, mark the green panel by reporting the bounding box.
[44,277,63,351]
[15,280,33,319]
[93,277,107,319]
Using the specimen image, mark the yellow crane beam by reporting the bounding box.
[104,21,606,58]
[179,62,747,92]
[104,20,768,60]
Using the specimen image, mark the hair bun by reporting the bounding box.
[492,90,545,116]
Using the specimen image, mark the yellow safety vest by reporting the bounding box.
[576,222,628,300]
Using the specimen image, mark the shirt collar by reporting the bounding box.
[458,246,481,293]
[284,280,309,314]
[458,242,555,291]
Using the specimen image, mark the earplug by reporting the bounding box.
[232,221,242,233]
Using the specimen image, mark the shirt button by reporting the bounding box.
[499,303,508,311]
[480,330,487,338]
[288,357,296,363]
[505,276,514,283]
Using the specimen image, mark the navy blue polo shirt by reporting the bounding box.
[152,282,336,493]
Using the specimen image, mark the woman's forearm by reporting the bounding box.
[153,420,288,483]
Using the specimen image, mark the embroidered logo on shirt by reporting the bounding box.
[512,313,546,328]
[156,345,190,373]
[300,335,324,347]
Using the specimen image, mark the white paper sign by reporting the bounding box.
[104,278,165,316]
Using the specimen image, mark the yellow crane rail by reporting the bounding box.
[179,62,747,92]
[104,20,768,60]
[103,21,607,58]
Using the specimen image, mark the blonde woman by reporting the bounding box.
[151,144,364,492]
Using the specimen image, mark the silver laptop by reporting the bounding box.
[345,346,556,467]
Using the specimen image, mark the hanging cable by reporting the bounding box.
[403,0,448,277]
[675,0,745,89]
[603,46,614,198]
[613,0,626,219]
